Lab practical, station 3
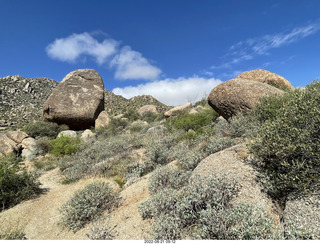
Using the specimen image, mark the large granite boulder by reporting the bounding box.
[208,78,284,120]
[237,69,294,91]
[138,105,158,117]
[43,69,105,130]
[164,102,192,117]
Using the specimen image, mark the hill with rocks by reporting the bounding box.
[1,69,319,240]
[0,74,170,131]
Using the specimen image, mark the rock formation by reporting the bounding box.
[95,111,110,129]
[164,102,192,117]
[138,105,158,117]
[237,69,294,91]
[208,78,284,120]
[43,69,105,130]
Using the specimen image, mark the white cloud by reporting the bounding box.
[46,32,162,81]
[110,46,162,80]
[112,76,222,106]
[46,32,118,64]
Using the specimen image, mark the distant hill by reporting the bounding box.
[0,75,170,129]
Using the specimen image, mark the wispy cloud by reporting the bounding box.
[112,76,222,106]
[211,22,320,70]
[46,32,162,81]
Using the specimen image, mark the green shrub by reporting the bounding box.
[0,230,27,240]
[249,82,320,198]
[33,155,58,171]
[148,166,191,194]
[58,135,132,183]
[205,136,238,155]
[139,174,239,239]
[141,111,158,123]
[50,136,81,157]
[214,113,252,138]
[86,218,117,240]
[33,137,53,156]
[22,121,68,139]
[107,118,129,135]
[196,204,279,240]
[167,109,216,134]
[0,155,41,211]
[60,181,120,232]
[123,109,141,122]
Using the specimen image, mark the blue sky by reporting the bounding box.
[1,0,320,105]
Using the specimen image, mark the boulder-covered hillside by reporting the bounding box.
[0,74,170,130]
[1,69,319,240]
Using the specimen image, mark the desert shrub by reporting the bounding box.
[144,134,177,168]
[58,135,131,182]
[86,218,117,240]
[33,155,58,171]
[49,136,81,157]
[107,118,129,135]
[148,166,191,194]
[214,113,253,138]
[22,121,68,139]
[60,181,120,232]
[139,174,239,239]
[176,146,203,170]
[123,109,141,122]
[249,81,320,198]
[129,123,144,134]
[0,155,41,211]
[33,137,52,156]
[205,136,238,155]
[0,230,27,240]
[167,109,217,134]
[141,111,158,123]
[196,204,279,240]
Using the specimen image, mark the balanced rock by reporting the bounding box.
[164,102,192,117]
[208,78,284,120]
[43,69,105,130]
[95,111,110,129]
[138,105,158,117]
[237,69,294,91]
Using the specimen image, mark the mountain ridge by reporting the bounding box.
[0,75,170,130]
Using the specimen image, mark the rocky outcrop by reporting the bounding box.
[0,130,38,159]
[0,134,19,156]
[164,102,192,117]
[208,78,284,120]
[43,69,105,130]
[138,105,158,117]
[81,129,96,142]
[21,137,37,159]
[0,75,58,128]
[57,130,77,138]
[237,69,294,91]
[192,144,281,224]
[95,111,110,129]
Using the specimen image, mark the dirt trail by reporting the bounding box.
[0,168,152,240]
